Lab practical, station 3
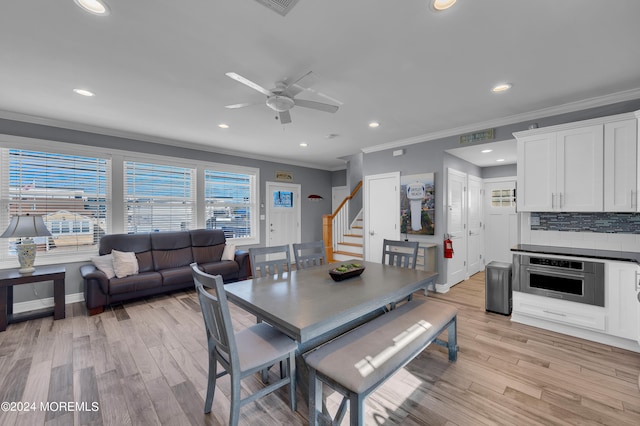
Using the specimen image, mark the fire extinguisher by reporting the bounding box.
[444,234,454,259]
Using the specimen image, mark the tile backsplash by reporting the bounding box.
[530,212,640,234]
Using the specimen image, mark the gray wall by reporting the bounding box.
[0,118,333,303]
[331,169,347,187]
[481,164,517,179]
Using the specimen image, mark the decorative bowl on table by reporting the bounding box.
[329,263,365,281]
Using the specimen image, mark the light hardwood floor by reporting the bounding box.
[1,272,639,425]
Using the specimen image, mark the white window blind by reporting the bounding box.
[124,161,195,233]
[205,169,255,240]
[0,148,110,259]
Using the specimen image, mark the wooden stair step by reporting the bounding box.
[352,225,363,229]
[339,242,363,248]
[333,250,363,258]
[344,233,362,238]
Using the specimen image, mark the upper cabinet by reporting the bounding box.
[516,112,639,212]
[603,119,639,212]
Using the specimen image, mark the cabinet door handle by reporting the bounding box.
[559,193,563,209]
[635,271,640,291]
[551,193,555,209]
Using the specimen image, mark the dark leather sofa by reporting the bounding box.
[80,229,249,315]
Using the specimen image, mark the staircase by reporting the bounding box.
[332,212,363,262]
[322,181,364,263]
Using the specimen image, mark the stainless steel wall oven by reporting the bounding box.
[513,254,605,306]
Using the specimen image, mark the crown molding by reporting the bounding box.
[362,87,640,154]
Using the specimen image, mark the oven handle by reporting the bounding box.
[525,266,587,279]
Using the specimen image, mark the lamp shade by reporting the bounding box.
[1,214,52,238]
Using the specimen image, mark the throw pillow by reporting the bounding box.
[112,250,140,278]
[91,254,116,279]
[221,244,236,261]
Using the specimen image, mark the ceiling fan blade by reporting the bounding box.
[225,102,258,109]
[294,99,339,113]
[279,110,292,124]
[225,72,272,96]
[285,71,318,97]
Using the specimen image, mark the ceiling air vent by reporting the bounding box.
[253,0,301,16]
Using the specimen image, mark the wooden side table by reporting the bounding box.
[0,265,66,331]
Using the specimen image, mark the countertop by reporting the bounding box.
[511,244,640,264]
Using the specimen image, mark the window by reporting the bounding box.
[124,161,196,233]
[204,169,256,240]
[1,137,260,266]
[0,148,109,259]
[491,188,516,207]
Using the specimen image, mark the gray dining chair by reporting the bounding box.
[293,240,327,270]
[382,239,420,309]
[190,263,297,425]
[249,245,291,277]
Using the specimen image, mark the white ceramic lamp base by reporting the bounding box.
[17,238,36,274]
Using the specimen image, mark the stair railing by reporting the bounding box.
[323,180,362,262]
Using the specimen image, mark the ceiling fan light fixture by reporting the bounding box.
[431,0,456,11]
[74,0,110,16]
[266,95,295,112]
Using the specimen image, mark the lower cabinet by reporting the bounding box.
[513,291,606,331]
[606,261,640,341]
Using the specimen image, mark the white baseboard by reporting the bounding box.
[435,283,451,293]
[13,292,84,314]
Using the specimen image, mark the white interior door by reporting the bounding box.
[484,178,518,264]
[364,172,400,263]
[467,175,484,275]
[265,182,301,248]
[447,168,467,286]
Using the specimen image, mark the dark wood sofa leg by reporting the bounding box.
[88,306,105,316]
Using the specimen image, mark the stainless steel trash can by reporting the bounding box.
[485,261,512,315]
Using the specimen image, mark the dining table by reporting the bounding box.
[223,259,439,405]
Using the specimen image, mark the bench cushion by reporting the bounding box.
[305,299,457,394]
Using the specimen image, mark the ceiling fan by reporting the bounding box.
[224,71,339,124]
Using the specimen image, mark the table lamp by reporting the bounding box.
[0,214,52,274]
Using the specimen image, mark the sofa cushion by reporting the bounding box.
[99,233,151,256]
[190,229,226,263]
[159,266,194,287]
[91,254,115,279]
[112,250,139,278]
[151,232,194,270]
[192,245,225,264]
[201,260,240,278]
[136,250,154,273]
[108,271,162,295]
[222,244,236,261]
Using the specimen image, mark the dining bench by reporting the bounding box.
[304,298,458,426]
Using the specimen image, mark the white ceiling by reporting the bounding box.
[1,1,640,170]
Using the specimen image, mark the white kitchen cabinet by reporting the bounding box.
[516,133,556,211]
[516,124,603,212]
[604,119,639,212]
[513,291,606,331]
[606,261,640,341]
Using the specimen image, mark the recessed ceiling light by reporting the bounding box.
[369,121,380,128]
[299,142,308,147]
[491,83,513,93]
[74,0,110,16]
[496,158,505,162]
[431,0,457,11]
[218,123,229,129]
[73,88,95,97]
[481,149,493,153]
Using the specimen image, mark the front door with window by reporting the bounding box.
[265,182,301,249]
